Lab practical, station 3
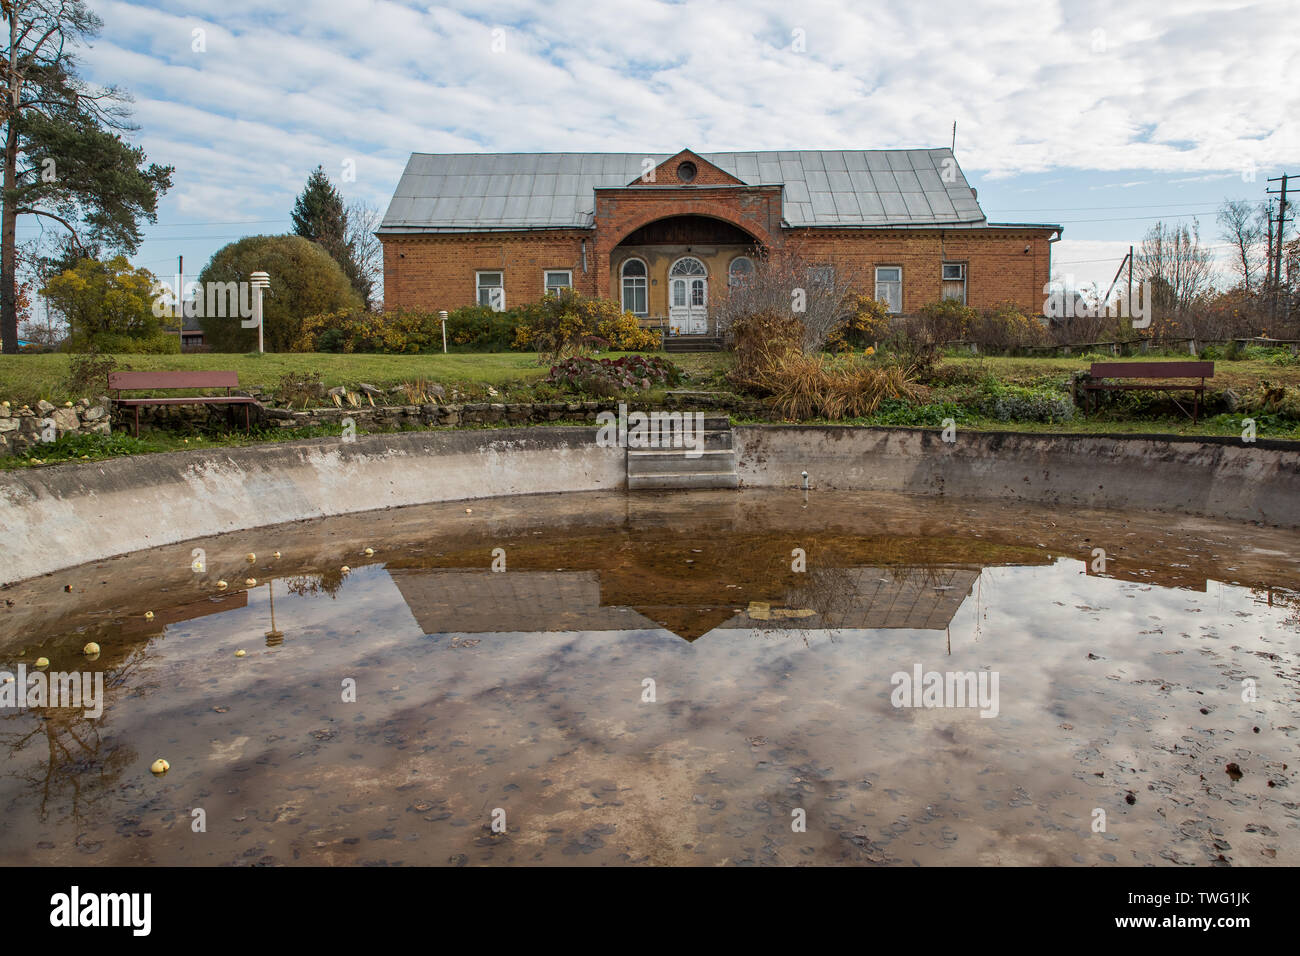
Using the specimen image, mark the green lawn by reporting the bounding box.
[0,352,562,405]
[0,350,737,406]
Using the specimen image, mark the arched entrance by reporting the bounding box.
[669,256,708,334]
[607,214,763,337]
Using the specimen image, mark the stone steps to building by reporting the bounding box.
[663,335,723,353]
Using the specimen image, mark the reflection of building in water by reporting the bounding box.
[721,567,980,632]
[389,566,980,642]
[389,569,660,634]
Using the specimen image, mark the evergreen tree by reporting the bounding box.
[291,166,369,302]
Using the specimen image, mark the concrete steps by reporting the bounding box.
[626,415,737,490]
[663,335,723,353]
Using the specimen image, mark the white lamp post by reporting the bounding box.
[249,272,271,353]
[439,310,448,354]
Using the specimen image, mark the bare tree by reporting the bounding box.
[345,199,383,310]
[712,244,861,351]
[1216,200,1268,292]
[1133,220,1215,320]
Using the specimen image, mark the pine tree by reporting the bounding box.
[291,166,369,303]
[1,0,173,354]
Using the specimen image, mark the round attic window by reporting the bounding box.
[676,161,697,183]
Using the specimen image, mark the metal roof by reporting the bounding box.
[379,149,995,234]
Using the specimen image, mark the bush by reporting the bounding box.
[63,331,180,354]
[727,310,806,384]
[968,302,1048,350]
[545,355,683,396]
[64,352,119,396]
[1239,383,1300,420]
[514,291,659,356]
[827,295,891,351]
[976,383,1075,423]
[445,306,519,352]
[198,235,363,352]
[42,256,174,353]
[887,299,976,372]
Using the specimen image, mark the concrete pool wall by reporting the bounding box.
[0,428,624,585]
[733,426,1300,528]
[1,425,1297,585]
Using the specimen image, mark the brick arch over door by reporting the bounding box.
[594,208,777,299]
[606,210,774,253]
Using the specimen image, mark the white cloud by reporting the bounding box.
[29,0,1294,275]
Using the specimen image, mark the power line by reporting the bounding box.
[996,200,1227,212]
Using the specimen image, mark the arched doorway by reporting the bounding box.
[669,256,708,334]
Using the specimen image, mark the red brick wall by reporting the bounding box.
[789,229,1054,313]
[381,219,1056,316]
[382,232,593,311]
[591,186,783,298]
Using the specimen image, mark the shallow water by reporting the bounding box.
[1,490,1297,866]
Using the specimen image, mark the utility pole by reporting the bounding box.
[177,254,183,337]
[1267,174,1293,327]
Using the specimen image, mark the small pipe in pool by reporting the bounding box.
[801,470,809,490]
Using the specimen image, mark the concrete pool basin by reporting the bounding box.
[1,425,1298,586]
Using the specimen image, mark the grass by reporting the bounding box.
[0,350,741,406]
[939,354,1300,390]
[0,352,559,406]
[2,349,1298,469]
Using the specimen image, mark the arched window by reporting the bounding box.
[728,256,754,289]
[669,256,707,277]
[621,258,647,315]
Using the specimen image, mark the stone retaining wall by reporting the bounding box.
[0,399,111,457]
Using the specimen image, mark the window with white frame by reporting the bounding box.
[477,271,505,311]
[728,256,754,289]
[941,262,966,304]
[544,270,572,296]
[875,266,903,313]
[620,258,647,315]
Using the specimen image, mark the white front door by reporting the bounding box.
[668,258,708,334]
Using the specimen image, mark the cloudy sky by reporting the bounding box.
[32,0,1300,292]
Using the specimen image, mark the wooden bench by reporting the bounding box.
[108,371,260,436]
[1081,361,1214,423]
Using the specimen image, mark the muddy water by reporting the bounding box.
[0,490,1297,866]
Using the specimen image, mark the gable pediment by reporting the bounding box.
[626,149,746,187]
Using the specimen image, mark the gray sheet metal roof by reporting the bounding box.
[379,149,992,233]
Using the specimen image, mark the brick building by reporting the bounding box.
[378,148,1061,335]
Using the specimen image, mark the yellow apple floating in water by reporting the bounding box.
[245,553,256,563]
[235,649,246,658]
[144,611,154,621]
[150,758,169,775]
[216,580,228,590]
[272,551,281,559]
[35,657,49,668]
[340,566,350,574]
[244,578,256,587]
[83,642,101,656]
[363,547,374,556]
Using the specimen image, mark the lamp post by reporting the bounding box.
[249,272,271,353]
[265,579,284,647]
[440,310,448,354]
